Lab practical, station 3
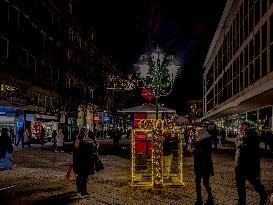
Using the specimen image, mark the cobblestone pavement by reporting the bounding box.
[0,144,272,205]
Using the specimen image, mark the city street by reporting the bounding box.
[0,141,272,205]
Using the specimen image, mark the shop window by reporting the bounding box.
[259,106,272,128]
[0,36,8,58]
[247,110,258,128]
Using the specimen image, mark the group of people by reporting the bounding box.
[187,122,269,205]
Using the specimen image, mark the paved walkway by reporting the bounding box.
[0,145,272,205]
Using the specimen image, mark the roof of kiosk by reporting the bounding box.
[117,103,176,113]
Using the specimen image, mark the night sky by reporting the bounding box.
[76,0,227,114]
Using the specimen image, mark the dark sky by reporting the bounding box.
[76,0,227,114]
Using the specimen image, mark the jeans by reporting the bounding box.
[76,174,88,195]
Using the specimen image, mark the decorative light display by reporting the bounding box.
[135,46,179,97]
[106,74,139,91]
[131,119,184,187]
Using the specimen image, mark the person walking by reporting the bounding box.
[73,127,95,197]
[23,128,31,148]
[235,122,268,205]
[55,129,64,153]
[189,127,214,205]
[0,128,15,170]
[163,133,173,180]
[16,128,24,147]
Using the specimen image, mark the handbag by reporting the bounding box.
[95,157,104,171]
[66,164,76,181]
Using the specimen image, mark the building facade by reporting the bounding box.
[0,0,127,141]
[202,0,273,135]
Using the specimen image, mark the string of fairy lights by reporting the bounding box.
[131,119,184,187]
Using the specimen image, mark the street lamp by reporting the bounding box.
[136,46,179,119]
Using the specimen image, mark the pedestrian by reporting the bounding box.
[16,128,24,147]
[163,133,173,180]
[23,128,31,148]
[208,124,218,149]
[112,128,121,145]
[235,122,268,205]
[261,127,273,155]
[55,129,64,153]
[188,127,214,205]
[0,128,15,170]
[73,127,95,197]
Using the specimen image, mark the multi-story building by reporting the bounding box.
[202,0,273,134]
[0,0,122,140]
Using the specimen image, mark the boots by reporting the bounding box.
[204,197,214,205]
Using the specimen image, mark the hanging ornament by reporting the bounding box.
[141,87,154,101]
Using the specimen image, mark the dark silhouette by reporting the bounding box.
[73,127,95,196]
[235,122,268,205]
[189,127,214,205]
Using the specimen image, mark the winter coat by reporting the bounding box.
[192,132,214,177]
[163,137,173,156]
[73,137,96,176]
[56,132,64,146]
[235,128,260,176]
[0,132,13,159]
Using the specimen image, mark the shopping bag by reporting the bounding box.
[66,164,76,181]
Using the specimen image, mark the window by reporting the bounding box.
[262,23,267,50]
[28,55,36,72]
[0,1,9,25]
[255,31,260,57]
[19,49,28,68]
[270,14,273,43]
[261,0,267,16]
[255,0,260,25]
[255,56,260,80]
[271,44,273,72]
[0,36,8,58]
[262,49,268,76]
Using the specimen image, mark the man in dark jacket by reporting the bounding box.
[190,127,214,205]
[235,122,268,205]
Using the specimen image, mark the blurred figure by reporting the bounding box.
[23,128,31,148]
[188,127,214,205]
[208,124,218,149]
[55,129,64,153]
[0,128,15,170]
[73,127,95,196]
[163,133,173,179]
[235,122,268,205]
[16,128,24,147]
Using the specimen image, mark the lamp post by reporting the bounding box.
[136,46,179,119]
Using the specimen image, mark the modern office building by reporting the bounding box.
[202,0,273,134]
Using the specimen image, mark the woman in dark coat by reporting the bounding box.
[0,128,14,170]
[189,127,214,205]
[73,127,95,196]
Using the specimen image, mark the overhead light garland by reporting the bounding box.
[106,74,139,91]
